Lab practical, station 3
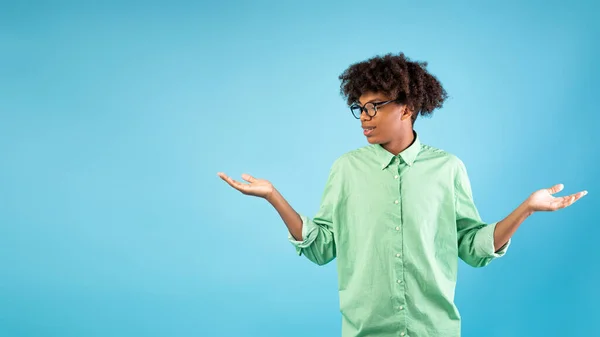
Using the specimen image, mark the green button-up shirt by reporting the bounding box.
[289,132,509,337]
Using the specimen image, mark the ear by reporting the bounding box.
[400,106,413,121]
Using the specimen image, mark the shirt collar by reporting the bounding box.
[374,131,421,170]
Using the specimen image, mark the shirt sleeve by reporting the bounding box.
[287,159,342,266]
[454,159,510,268]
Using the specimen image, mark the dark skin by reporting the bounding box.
[218,91,588,250]
[357,91,414,155]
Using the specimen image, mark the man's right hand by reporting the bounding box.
[217,172,275,200]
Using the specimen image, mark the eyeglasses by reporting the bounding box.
[349,100,395,119]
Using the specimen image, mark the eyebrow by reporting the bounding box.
[357,98,387,105]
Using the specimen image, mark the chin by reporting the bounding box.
[365,136,380,144]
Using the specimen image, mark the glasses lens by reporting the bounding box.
[350,105,362,118]
[364,103,376,116]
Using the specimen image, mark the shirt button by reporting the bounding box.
[399,306,404,310]
[400,332,405,336]
[394,200,399,204]
[396,253,401,258]
[397,279,402,283]
[394,175,399,179]
[395,226,400,231]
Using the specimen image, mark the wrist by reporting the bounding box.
[265,187,280,204]
[520,199,536,217]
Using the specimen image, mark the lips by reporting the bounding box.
[363,126,376,136]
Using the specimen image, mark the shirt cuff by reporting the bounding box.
[474,222,510,258]
[288,214,318,254]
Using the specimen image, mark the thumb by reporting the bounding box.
[241,173,256,183]
[547,183,564,194]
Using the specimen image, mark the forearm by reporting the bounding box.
[494,201,534,251]
[266,188,304,241]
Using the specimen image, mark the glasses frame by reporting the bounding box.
[349,99,396,119]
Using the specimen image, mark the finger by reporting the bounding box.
[555,193,583,209]
[570,190,588,202]
[241,173,256,183]
[218,172,236,186]
[547,184,564,195]
[217,172,232,184]
[217,172,248,192]
[562,191,587,203]
[548,190,587,210]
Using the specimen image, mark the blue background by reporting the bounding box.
[1,1,598,336]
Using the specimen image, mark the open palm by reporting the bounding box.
[527,184,587,212]
[217,172,274,199]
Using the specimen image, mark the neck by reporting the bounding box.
[381,130,415,155]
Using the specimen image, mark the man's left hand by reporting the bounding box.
[526,184,587,212]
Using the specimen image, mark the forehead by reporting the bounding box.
[358,91,391,104]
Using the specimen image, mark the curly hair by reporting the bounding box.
[338,53,448,123]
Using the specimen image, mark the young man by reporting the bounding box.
[217,53,587,337]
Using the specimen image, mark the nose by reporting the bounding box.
[360,110,372,121]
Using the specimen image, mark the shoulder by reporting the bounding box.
[418,143,463,165]
[331,145,374,167]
